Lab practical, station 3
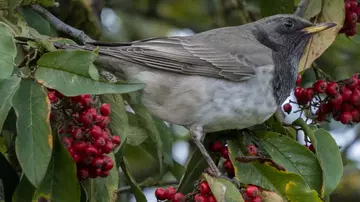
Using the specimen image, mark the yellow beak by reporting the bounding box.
[301,22,337,34]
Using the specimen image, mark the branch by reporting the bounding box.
[31,4,95,44]
[294,0,309,17]
[116,180,178,194]
[235,156,285,171]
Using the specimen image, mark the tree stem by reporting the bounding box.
[294,0,309,17]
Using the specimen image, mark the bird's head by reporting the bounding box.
[252,14,336,56]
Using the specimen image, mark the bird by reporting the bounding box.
[61,14,336,176]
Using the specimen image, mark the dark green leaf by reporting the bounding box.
[35,54,145,96]
[8,0,56,10]
[312,129,343,197]
[32,135,81,202]
[12,174,35,202]
[228,140,322,202]
[266,116,295,138]
[117,155,147,202]
[256,131,322,193]
[0,22,17,79]
[18,7,51,35]
[170,161,186,181]
[260,0,294,17]
[0,76,21,132]
[89,64,100,81]
[203,174,244,202]
[154,118,174,166]
[0,152,19,202]
[12,79,52,186]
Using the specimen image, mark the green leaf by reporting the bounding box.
[35,50,145,96]
[12,79,53,186]
[256,131,323,194]
[0,152,19,202]
[117,155,147,202]
[170,161,186,181]
[18,7,51,35]
[260,0,294,17]
[125,94,165,173]
[12,174,35,202]
[298,0,345,72]
[296,0,323,20]
[89,64,100,81]
[8,0,56,10]
[0,76,21,132]
[32,135,81,202]
[312,129,343,196]
[228,140,322,202]
[266,115,294,138]
[203,174,244,202]
[0,22,17,79]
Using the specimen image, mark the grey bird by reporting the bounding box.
[66,14,336,176]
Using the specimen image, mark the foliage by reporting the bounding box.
[0,0,353,202]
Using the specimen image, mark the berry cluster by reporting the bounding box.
[241,185,262,202]
[210,141,234,177]
[283,73,360,125]
[48,89,120,180]
[340,0,360,36]
[155,187,184,202]
[193,181,217,202]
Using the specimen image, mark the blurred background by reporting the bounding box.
[21,0,360,201]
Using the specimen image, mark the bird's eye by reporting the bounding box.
[283,19,294,28]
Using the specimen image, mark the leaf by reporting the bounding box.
[0,76,21,132]
[256,132,323,194]
[7,0,56,10]
[154,118,174,166]
[117,155,147,202]
[265,115,294,138]
[203,174,244,202]
[296,0,323,20]
[0,152,19,202]
[89,64,100,81]
[32,135,81,202]
[12,79,52,186]
[35,50,145,96]
[228,140,322,202]
[18,7,51,35]
[260,0,294,17]
[0,22,17,79]
[170,161,186,181]
[12,174,35,202]
[298,0,345,71]
[125,94,165,173]
[312,129,343,196]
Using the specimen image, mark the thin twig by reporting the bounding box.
[294,0,309,17]
[116,180,178,194]
[235,156,285,171]
[31,4,94,44]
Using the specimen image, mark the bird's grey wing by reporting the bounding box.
[91,37,273,82]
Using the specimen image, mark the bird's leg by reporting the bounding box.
[189,124,222,177]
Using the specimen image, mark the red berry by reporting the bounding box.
[316,111,327,122]
[340,112,353,124]
[351,109,360,122]
[329,94,343,110]
[210,141,223,152]
[341,103,354,112]
[155,188,167,200]
[71,153,80,163]
[47,91,58,103]
[345,2,351,10]
[103,141,114,154]
[223,160,234,174]
[351,89,360,106]
[100,103,111,116]
[102,157,114,171]
[350,1,358,9]
[85,146,98,157]
[92,157,104,168]
[247,144,257,156]
[345,27,357,36]
[326,82,340,96]
[172,193,185,202]
[283,103,292,114]
[100,170,110,178]
[112,136,121,146]
[296,74,302,85]
[73,141,87,152]
[208,195,217,202]
[82,97,94,108]
[294,87,304,100]
[194,194,208,202]
[90,125,102,138]
[221,147,229,159]
[245,185,259,198]
[72,128,84,140]
[165,187,176,200]
[62,137,72,148]
[318,103,330,114]
[80,112,93,126]
[199,181,211,195]
[346,11,358,23]
[346,77,359,89]
[96,116,110,128]
[341,87,353,102]
[94,137,107,148]
[313,80,327,93]
[77,168,89,180]
[304,88,315,102]
[307,144,315,153]
[251,196,262,202]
